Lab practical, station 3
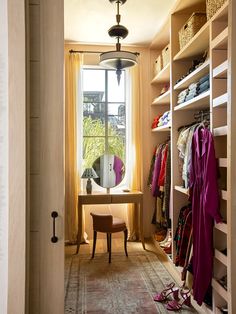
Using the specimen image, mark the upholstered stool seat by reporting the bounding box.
[90,213,128,263]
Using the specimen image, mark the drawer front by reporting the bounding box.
[79,195,111,204]
[111,194,142,204]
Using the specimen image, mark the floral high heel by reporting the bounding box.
[153,282,179,302]
[166,288,191,311]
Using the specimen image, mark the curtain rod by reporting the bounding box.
[69,49,102,54]
[69,49,140,56]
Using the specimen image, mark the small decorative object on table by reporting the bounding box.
[81,168,98,194]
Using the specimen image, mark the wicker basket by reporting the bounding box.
[206,0,226,20]
[154,55,162,76]
[162,44,170,68]
[179,12,207,50]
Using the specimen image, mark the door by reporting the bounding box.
[28,0,64,313]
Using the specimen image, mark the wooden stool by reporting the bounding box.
[90,213,128,263]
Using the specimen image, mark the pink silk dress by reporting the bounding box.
[189,126,222,305]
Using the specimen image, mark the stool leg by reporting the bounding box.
[108,233,112,263]
[124,228,128,257]
[92,230,97,259]
[106,233,109,252]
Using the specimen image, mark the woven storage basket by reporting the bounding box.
[206,0,226,20]
[179,12,207,50]
[162,44,170,68]
[154,55,162,76]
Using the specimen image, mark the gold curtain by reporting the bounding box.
[127,64,142,240]
[65,52,86,243]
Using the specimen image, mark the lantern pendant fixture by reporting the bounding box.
[99,0,138,84]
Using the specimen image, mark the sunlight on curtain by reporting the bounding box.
[127,64,142,240]
[65,52,87,243]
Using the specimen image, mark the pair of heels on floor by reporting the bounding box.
[153,282,191,311]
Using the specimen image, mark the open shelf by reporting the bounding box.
[151,63,170,84]
[174,21,210,61]
[152,124,171,132]
[213,93,228,108]
[211,0,229,22]
[213,126,228,137]
[211,27,228,50]
[213,60,228,79]
[174,90,210,111]
[174,60,210,90]
[218,158,227,168]
[152,90,170,105]
[212,278,228,302]
[215,222,228,234]
[174,185,188,195]
[215,249,227,267]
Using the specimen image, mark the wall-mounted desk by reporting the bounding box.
[76,190,145,254]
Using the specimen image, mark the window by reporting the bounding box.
[82,68,127,170]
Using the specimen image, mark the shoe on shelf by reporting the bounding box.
[154,229,167,242]
[166,288,191,311]
[159,229,171,245]
[163,244,172,255]
[153,282,179,302]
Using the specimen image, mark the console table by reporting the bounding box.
[76,190,145,254]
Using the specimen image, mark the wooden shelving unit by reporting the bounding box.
[149,0,234,312]
[152,124,171,132]
[151,63,170,84]
[174,21,210,61]
[174,59,210,90]
[174,90,210,111]
[152,90,170,105]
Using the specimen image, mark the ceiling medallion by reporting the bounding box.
[99,0,139,84]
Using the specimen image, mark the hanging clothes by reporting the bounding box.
[189,125,222,306]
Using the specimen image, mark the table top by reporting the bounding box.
[78,190,143,197]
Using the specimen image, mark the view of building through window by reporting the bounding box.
[82,68,126,168]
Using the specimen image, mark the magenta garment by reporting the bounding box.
[113,156,123,185]
[151,145,163,197]
[189,126,222,305]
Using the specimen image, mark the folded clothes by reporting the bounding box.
[188,82,199,90]
[199,73,209,84]
[199,80,209,90]
[185,94,197,102]
[178,89,189,97]
[198,85,209,94]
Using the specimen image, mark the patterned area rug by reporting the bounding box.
[65,251,197,313]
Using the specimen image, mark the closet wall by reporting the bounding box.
[149,0,235,312]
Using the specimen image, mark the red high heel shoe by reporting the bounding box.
[153,282,179,302]
[166,288,191,311]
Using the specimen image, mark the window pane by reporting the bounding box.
[83,69,105,98]
[83,137,105,167]
[107,70,125,102]
[108,136,125,162]
[108,103,126,136]
[83,104,105,136]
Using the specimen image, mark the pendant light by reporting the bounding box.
[99,0,138,84]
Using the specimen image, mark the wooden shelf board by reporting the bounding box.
[174,91,210,111]
[212,278,228,302]
[218,158,227,168]
[213,126,228,137]
[213,93,228,108]
[174,21,210,61]
[151,63,170,84]
[213,60,228,79]
[211,27,228,50]
[214,249,228,267]
[215,222,228,234]
[174,185,188,195]
[211,0,229,22]
[152,124,171,132]
[152,90,170,105]
[221,190,228,201]
[174,60,210,90]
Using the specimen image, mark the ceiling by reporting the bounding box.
[64,0,176,46]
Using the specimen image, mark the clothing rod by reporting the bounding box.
[69,49,140,56]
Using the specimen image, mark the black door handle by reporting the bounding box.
[51,211,58,243]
